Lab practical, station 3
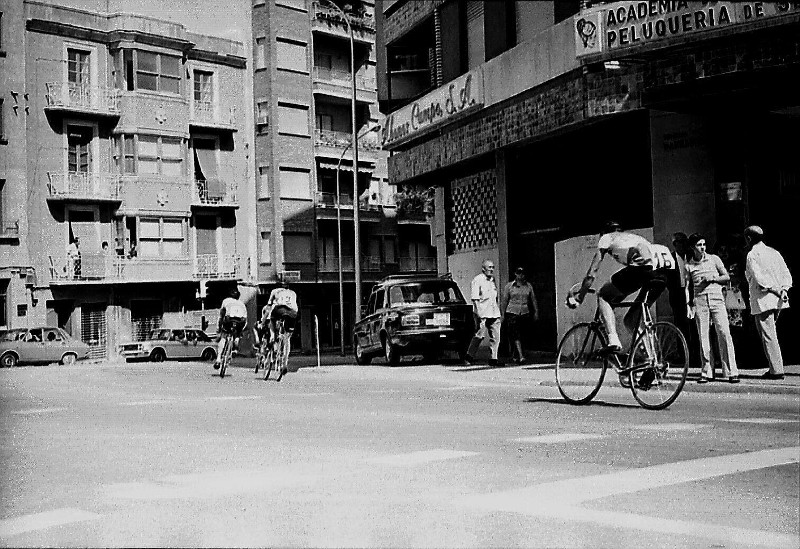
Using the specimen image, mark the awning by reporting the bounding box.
[194,147,218,181]
[318,161,374,174]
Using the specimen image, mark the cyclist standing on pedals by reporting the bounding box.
[568,221,676,387]
[258,279,298,380]
[214,287,247,370]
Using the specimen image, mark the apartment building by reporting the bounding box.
[251,0,436,352]
[377,1,800,362]
[0,1,249,358]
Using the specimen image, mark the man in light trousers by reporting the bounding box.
[466,259,502,367]
[744,225,792,380]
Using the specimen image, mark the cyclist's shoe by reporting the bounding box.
[213,361,221,370]
[618,374,632,388]
[637,369,656,390]
[276,367,287,382]
[600,343,622,355]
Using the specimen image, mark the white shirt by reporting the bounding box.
[221,297,247,319]
[471,273,501,319]
[267,288,298,313]
[745,242,792,315]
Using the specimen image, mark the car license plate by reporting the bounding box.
[429,313,450,326]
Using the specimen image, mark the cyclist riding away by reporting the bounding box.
[568,221,675,356]
[214,288,247,370]
[258,280,298,375]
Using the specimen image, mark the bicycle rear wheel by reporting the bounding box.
[555,323,608,404]
[219,337,230,378]
[629,322,689,410]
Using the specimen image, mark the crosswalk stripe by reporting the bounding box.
[365,449,478,466]
[11,407,68,415]
[721,418,798,424]
[0,508,100,538]
[632,423,712,431]
[513,434,604,443]
[206,395,263,401]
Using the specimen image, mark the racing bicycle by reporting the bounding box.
[263,318,290,382]
[217,332,234,378]
[556,285,689,410]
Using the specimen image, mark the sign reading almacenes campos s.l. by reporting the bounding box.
[575,1,800,57]
[381,68,484,149]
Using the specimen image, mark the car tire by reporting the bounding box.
[61,353,77,366]
[354,337,372,365]
[201,348,216,362]
[151,349,166,363]
[1,352,19,368]
[383,336,401,366]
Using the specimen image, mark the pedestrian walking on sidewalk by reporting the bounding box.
[686,233,740,384]
[744,225,792,380]
[465,259,502,367]
[501,267,538,364]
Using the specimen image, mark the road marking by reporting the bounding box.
[458,446,800,547]
[721,418,798,424]
[365,449,478,466]
[632,423,712,431]
[11,407,69,415]
[513,433,604,444]
[120,400,173,406]
[206,395,263,401]
[0,508,100,538]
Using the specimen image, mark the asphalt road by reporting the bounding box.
[1,359,798,548]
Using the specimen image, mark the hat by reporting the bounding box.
[515,267,525,274]
[744,225,764,237]
[672,232,688,242]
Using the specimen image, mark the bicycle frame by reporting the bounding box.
[590,287,656,375]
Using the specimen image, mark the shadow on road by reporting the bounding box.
[523,397,640,409]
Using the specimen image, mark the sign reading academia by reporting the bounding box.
[575,1,800,57]
[381,68,485,149]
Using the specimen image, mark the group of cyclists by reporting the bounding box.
[213,280,298,380]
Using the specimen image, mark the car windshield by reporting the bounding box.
[0,329,28,342]
[148,329,172,341]
[388,282,465,307]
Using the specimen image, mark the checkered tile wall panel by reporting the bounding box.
[448,170,497,252]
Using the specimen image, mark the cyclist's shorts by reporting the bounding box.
[270,305,298,332]
[610,266,667,299]
[220,316,246,336]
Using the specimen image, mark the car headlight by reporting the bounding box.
[401,314,420,327]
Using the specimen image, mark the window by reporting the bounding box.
[0,279,8,327]
[136,135,184,176]
[283,234,312,263]
[67,48,90,88]
[134,50,180,94]
[121,135,135,174]
[279,168,310,199]
[260,231,271,263]
[0,99,4,141]
[316,113,333,131]
[259,166,270,198]
[466,1,485,70]
[139,217,185,257]
[67,125,92,173]
[194,70,214,106]
[255,38,266,70]
[276,39,307,73]
[277,103,309,135]
[256,101,269,131]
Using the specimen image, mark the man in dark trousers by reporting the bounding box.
[666,232,699,366]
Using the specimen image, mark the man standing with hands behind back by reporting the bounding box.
[465,259,502,367]
[744,225,792,380]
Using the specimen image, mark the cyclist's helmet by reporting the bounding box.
[229,287,240,299]
[601,220,622,234]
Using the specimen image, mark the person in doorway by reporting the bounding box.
[213,288,247,370]
[685,233,739,384]
[66,237,81,279]
[465,259,502,367]
[128,239,138,259]
[666,232,699,365]
[744,225,792,380]
[500,267,539,365]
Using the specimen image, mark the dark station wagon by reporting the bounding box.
[353,274,474,365]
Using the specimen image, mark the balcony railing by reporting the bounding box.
[399,256,437,272]
[45,82,119,115]
[312,2,375,33]
[47,172,122,201]
[315,129,381,151]
[312,67,375,91]
[0,220,20,239]
[317,255,387,273]
[190,101,237,127]
[193,254,241,279]
[316,191,354,208]
[193,179,237,206]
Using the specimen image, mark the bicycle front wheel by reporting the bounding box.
[629,322,689,410]
[555,323,608,404]
[219,337,230,378]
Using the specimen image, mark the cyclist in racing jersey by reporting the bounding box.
[258,280,299,357]
[568,221,676,355]
[213,288,247,370]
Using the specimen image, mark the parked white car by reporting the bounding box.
[118,328,217,362]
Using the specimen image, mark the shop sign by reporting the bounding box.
[576,1,800,57]
[380,68,484,149]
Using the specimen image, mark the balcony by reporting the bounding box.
[399,256,437,272]
[317,255,383,272]
[315,191,383,222]
[192,180,238,208]
[311,2,375,43]
[189,101,237,132]
[117,175,193,214]
[312,67,377,103]
[314,129,381,163]
[48,253,194,284]
[193,254,241,279]
[46,173,122,204]
[316,191,354,208]
[0,220,20,242]
[45,82,119,118]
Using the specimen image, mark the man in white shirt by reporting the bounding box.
[465,259,502,366]
[214,288,247,369]
[744,225,792,380]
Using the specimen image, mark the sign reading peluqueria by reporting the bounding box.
[575,1,800,57]
[380,68,485,149]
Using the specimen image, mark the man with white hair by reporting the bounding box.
[744,225,792,380]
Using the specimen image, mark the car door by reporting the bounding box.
[171,330,187,358]
[184,330,199,358]
[355,292,376,352]
[370,289,386,350]
[24,329,54,363]
[43,328,67,362]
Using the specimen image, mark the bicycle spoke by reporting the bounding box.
[556,324,608,404]
[629,322,689,410]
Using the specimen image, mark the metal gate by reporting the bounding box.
[81,303,107,359]
[131,300,162,341]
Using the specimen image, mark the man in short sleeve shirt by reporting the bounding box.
[465,259,502,366]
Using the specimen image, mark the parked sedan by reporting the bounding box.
[353,274,474,365]
[118,328,217,362]
[0,327,90,367]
